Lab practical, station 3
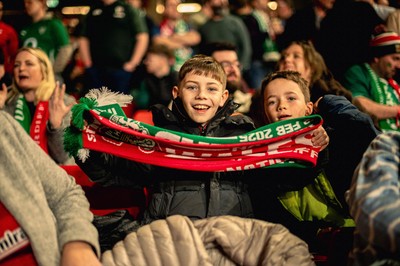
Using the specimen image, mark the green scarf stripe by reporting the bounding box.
[15,96,31,134]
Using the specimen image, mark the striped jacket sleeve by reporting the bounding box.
[347,131,400,263]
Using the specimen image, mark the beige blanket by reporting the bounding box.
[102,215,315,266]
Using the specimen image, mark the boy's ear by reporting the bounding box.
[305,101,313,116]
[219,89,229,107]
[172,86,179,99]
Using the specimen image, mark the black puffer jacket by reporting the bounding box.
[76,98,256,225]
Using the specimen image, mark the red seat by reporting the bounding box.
[132,110,154,125]
[60,165,146,218]
[121,102,136,118]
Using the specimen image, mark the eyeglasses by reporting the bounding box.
[219,61,242,70]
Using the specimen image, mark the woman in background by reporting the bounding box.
[249,40,352,128]
[0,47,75,164]
[278,40,352,102]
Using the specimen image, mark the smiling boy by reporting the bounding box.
[76,55,257,228]
[172,55,228,126]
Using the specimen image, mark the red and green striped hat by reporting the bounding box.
[370,31,400,58]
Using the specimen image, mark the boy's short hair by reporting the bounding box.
[147,44,174,59]
[178,55,227,88]
[261,70,311,102]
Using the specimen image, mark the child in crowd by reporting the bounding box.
[252,70,379,262]
[75,56,329,250]
[131,44,178,109]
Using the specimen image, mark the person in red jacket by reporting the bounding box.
[0,1,18,81]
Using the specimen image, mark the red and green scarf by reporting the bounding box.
[64,89,323,172]
[14,96,49,153]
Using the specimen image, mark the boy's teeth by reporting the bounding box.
[194,105,208,110]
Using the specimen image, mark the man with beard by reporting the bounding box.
[198,0,252,82]
[343,31,400,132]
[204,42,254,114]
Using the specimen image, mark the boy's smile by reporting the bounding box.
[173,73,228,125]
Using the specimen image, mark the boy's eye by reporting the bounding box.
[208,87,218,92]
[187,85,197,90]
[288,96,296,101]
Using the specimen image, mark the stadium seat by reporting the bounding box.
[60,165,147,218]
[132,109,154,125]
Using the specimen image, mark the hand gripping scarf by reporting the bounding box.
[64,88,323,172]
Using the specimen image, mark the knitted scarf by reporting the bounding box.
[365,63,400,131]
[14,96,49,153]
[64,89,323,172]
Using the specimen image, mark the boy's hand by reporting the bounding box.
[312,126,329,151]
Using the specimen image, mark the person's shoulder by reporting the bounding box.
[150,104,174,124]
[0,111,21,133]
[114,0,133,11]
[226,14,244,23]
[45,17,67,29]
[225,112,255,128]
[287,4,315,20]
[86,3,104,15]
[344,64,368,79]
[347,63,365,71]
[0,21,16,32]
[199,18,213,29]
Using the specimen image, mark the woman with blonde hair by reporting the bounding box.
[0,47,75,164]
